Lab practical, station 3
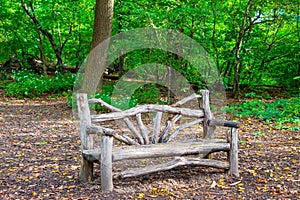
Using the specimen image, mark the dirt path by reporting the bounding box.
[0,95,299,199]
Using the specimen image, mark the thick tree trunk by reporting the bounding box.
[296,2,300,86]
[80,0,114,94]
[91,0,114,50]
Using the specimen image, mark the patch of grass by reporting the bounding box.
[244,91,271,99]
[226,96,300,123]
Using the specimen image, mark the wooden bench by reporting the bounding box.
[76,90,240,191]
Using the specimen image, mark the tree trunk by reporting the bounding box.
[80,0,114,94]
[37,31,47,75]
[296,1,300,86]
[232,0,251,98]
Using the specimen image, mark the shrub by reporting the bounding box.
[226,96,300,123]
[91,83,167,112]
[5,69,75,98]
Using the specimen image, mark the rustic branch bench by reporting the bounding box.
[76,90,240,191]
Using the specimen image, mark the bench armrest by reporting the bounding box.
[208,119,240,128]
[86,125,115,136]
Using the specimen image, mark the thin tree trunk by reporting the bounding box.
[233,0,251,98]
[76,26,82,70]
[21,1,72,72]
[211,0,219,70]
[37,31,47,75]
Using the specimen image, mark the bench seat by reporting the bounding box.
[82,139,229,162]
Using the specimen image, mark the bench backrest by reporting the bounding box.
[77,90,214,149]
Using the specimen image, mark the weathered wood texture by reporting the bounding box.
[172,93,202,107]
[116,157,229,178]
[77,93,93,150]
[152,112,163,144]
[101,136,113,192]
[89,98,144,144]
[91,105,204,122]
[200,90,215,139]
[229,128,239,177]
[89,93,204,145]
[86,125,139,145]
[136,113,149,144]
[209,119,240,128]
[166,118,204,142]
[82,139,229,162]
[76,93,93,182]
[159,114,181,143]
[76,90,240,192]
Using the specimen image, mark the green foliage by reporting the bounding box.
[0,0,93,68]
[244,91,271,99]
[1,0,299,93]
[226,97,300,123]
[92,85,114,112]
[131,84,164,105]
[5,70,75,98]
[90,83,168,112]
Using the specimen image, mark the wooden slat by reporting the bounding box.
[152,112,163,144]
[201,90,215,139]
[116,157,229,178]
[172,93,202,107]
[113,142,229,162]
[101,136,113,191]
[91,104,204,122]
[89,98,120,112]
[88,98,144,144]
[76,93,93,182]
[209,119,240,128]
[82,139,229,162]
[77,93,93,150]
[166,118,204,142]
[136,113,149,144]
[229,128,239,177]
[86,125,139,145]
[123,118,144,144]
[159,114,181,143]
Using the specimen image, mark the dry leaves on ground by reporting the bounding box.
[0,94,299,199]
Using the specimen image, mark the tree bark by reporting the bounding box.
[80,0,114,94]
[232,0,251,98]
[37,31,47,75]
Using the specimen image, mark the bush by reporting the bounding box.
[226,96,300,123]
[5,69,76,98]
[91,83,167,112]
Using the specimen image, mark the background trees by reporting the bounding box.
[0,0,299,95]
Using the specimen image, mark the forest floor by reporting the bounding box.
[0,93,299,199]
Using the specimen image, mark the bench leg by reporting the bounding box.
[101,136,113,192]
[79,156,93,182]
[203,125,216,139]
[228,127,239,177]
